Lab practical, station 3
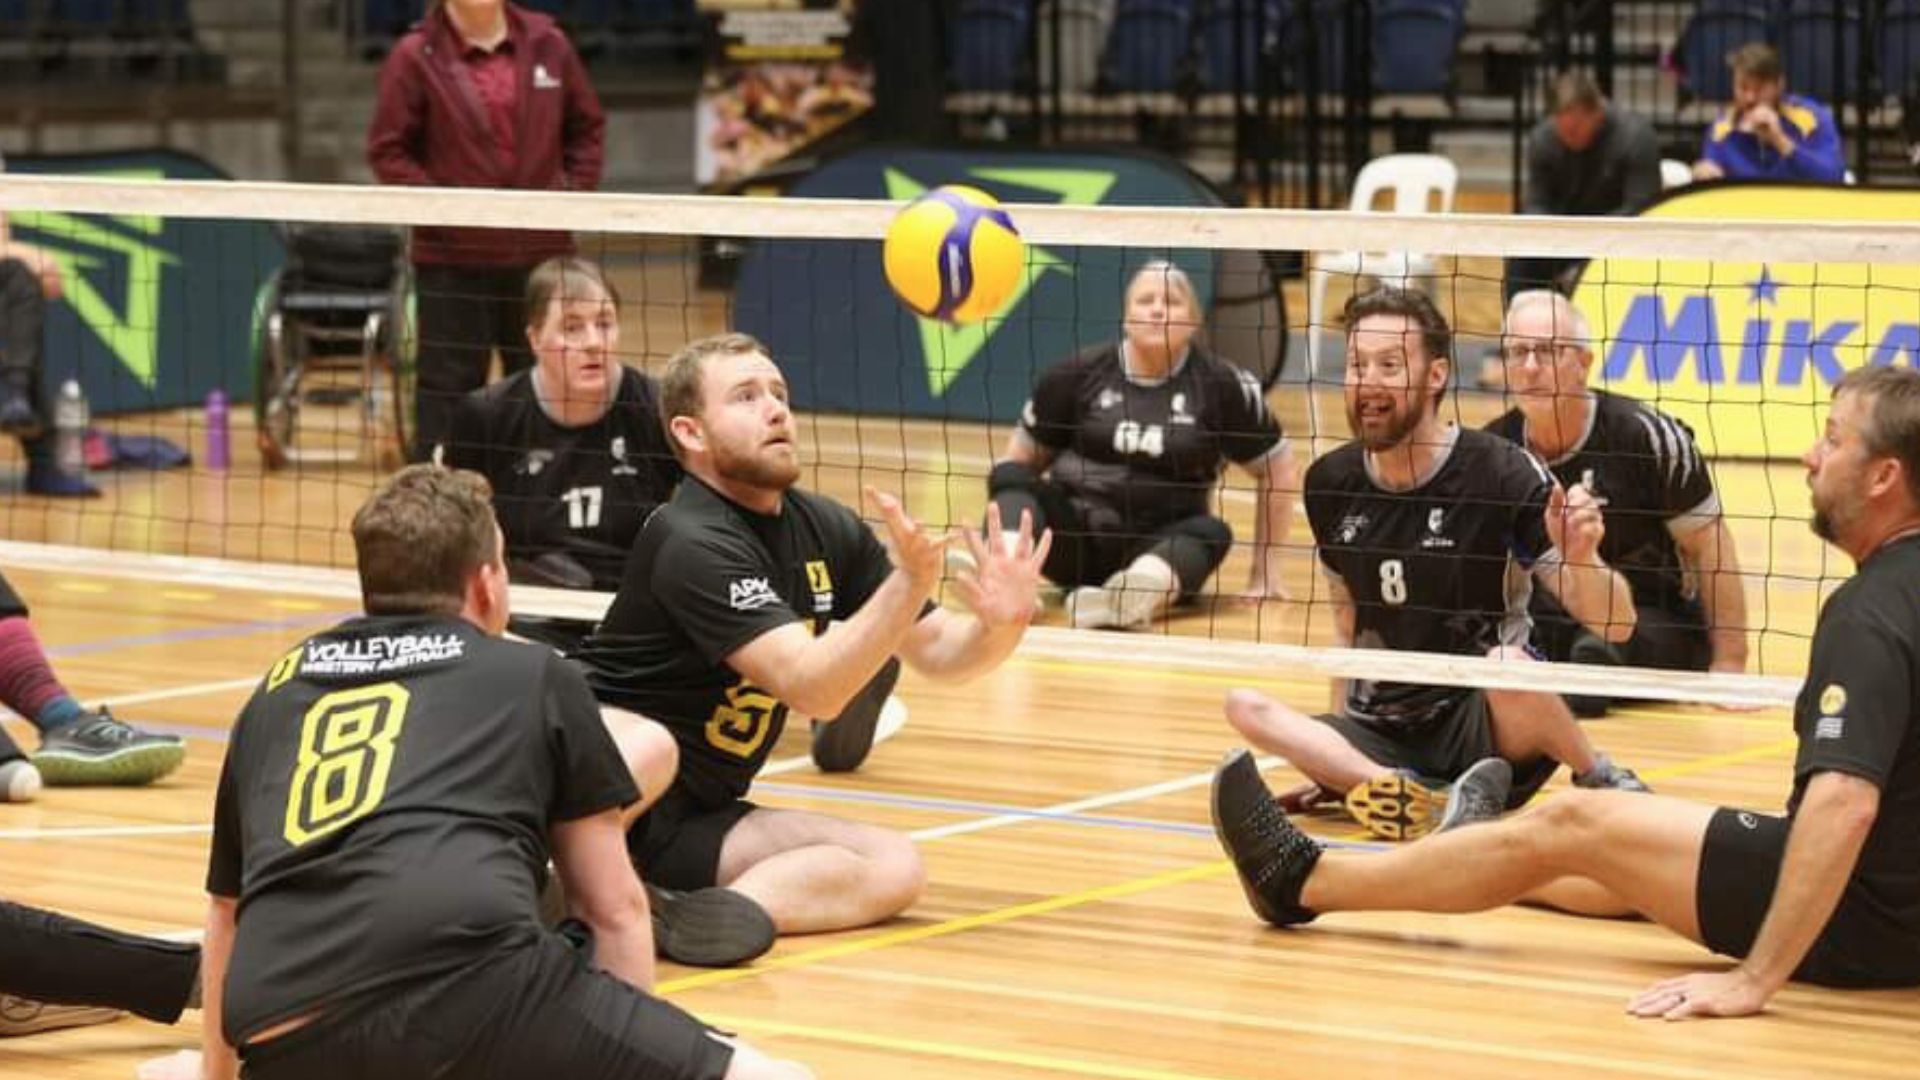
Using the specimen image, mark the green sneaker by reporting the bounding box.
[32,708,186,787]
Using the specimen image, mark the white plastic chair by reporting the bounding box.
[1661,158,1693,189]
[1306,153,1459,378]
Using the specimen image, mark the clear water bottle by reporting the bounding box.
[204,388,230,470]
[52,379,89,479]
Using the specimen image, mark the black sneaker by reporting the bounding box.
[1435,757,1513,833]
[1573,753,1652,794]
[811,657,902,773]
[646,882,776,967]
[1344,770,1445,841]
[31,708,186,787]
[1209,749,1323,927]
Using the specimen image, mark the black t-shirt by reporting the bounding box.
[1787,532,1920,977]
[574,478,893,808]
[438,367,682,590]
[1304,427,1557,727]
[205,615,635,1043]
[1019,343,1284,530]
[1486,390,1717,614]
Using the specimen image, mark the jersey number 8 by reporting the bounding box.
[283,683,410,847]
[1379,559,1408,605]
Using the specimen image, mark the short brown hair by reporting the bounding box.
[1836,366,1920,507]
[351,465,499,616]
[658,332,769,459]
[1344,286,1454,406]
[1550,70,1605,113]
[524,256,620,333]
[1729,42,1782,82]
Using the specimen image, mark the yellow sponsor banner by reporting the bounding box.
[1574,185,1920,459]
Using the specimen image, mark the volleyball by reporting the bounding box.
[882,185,1025,324]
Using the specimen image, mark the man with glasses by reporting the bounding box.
[1486,291,1749,716]
[1221,287,1648,843]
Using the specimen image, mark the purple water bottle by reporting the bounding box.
[205,388,230,471]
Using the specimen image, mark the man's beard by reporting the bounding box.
[713,437,801,491]
[1349,390,1428,452]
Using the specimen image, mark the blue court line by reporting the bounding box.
[44,611,352,659]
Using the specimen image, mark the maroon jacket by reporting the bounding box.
[366,4,604,267]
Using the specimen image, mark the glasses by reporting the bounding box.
[1500,340,1580,366]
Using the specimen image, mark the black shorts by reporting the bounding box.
[1317,692,1557,809]
[239,930,733,1080]
[1696,807,1920,988]
[628,787,756,891]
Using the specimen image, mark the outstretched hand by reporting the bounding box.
[951,503,1052,627]
[1627,968,1773,1022]
[866,487,947,590]
[1546,479,1607,565]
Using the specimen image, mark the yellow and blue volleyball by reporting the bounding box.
[882,185,1025,324]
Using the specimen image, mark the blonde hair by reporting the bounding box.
[1126,259,1202,316]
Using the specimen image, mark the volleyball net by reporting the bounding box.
[3,172,1916,706]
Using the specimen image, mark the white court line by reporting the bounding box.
[0,823,210,840]
[97,677,261,709]
[908,755,1281,842]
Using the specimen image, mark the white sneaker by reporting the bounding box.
[1068,558,1176,630]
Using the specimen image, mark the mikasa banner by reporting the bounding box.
[1574,183,1920,460]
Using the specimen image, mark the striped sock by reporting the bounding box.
[0,617,73,732]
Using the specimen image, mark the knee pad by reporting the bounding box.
[988,460,1040,494]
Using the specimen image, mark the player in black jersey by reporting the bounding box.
[576,332,1049,947]
[1214,365,1920,1018]
[987,260,1297,630]
[1486,290,1750,715]
[0,898,198,1038]
[194,466,808,1080]
[1224,287,1647,841]
[437,256,682,593]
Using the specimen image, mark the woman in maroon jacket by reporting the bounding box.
[367,0,605,462]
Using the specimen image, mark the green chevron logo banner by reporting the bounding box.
[6,151,281,414]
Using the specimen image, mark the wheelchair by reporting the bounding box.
[251,225,412,470]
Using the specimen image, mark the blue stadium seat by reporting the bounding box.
[1778,0,1862,105]
[1672,0,1774,101]
[1884,0,1920,101]
[949,0,1032,92]
[1100,0,1196,93]
[1198,0,1284,93]
[1373,0,1462,95]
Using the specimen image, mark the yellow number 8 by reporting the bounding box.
[283,683,410,847]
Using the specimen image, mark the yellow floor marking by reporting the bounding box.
[656,861,1228,995]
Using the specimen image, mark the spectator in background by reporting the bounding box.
[0,153,96,496]
[1694,43,1845,184]
[1507,71,1661,301]
[1486,291,1750,717]
[367,0,605,462]
[437,257,680,595]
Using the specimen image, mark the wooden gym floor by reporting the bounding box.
[1,413,1915,1079]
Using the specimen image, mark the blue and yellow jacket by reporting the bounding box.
[1700,94,1845,183]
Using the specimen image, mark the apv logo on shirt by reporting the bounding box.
[729,577,781,611]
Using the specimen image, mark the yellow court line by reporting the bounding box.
[1637,738,1798,783]
[656,860,1231,995]
[750,968,1741,1080]
[700,1013,1246,1080]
